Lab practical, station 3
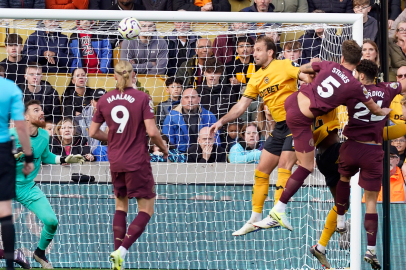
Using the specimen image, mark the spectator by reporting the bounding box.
[62,68,95,118]
[353,0,377,42]
[240,0,275,12]
[162,88,219,152]
[176,38,212,87]
[213,23,254,65]
[0,65,4,78]
[197,58,238,120]
[362,40,380,68]
[229,122,262,164]
[19,62,62,123]
[23,20,69,73]
[307,0,353,13]
[389,7,406,38]
[370,0,401,29]
[156,77,183,128]
[221,121,240,153]
[272,0,307,12]
[140,0,172,10]
[298,16,324,64]
[69,20,112,74]
[73,88,107,153]
[362,146,405,203]
[120,21,168,75]
[50,118,95,161]
[166,21,200,77]
[0,34,28,85]
[281,40,302,64]
[389,21,406,82]
[173,0,230,12]
[45,0,89,9]
[149,135,186,162]
[392,136,406,168]
[225,36,257,96]
[108,0,145,9]
[263,25,282,56]
[256,102,274,141]
[186,126,226,163]
[390,66,406,124]
[45,120,55,137]
[89,0,117,9]
[0,0,45,8]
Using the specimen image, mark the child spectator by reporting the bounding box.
[69,20,112,74]
[353,0,378,42]
[62,68,95,118]
[391,135,406,168]
[45,120,55,137]
[49,118,95,161]
[229,122,262,164]
[281,40,302,64]
[149,135,186,162]
[156,77,183,128]
[221,121,240,153]
[0,34,28,85]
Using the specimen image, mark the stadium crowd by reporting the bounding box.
[0,0,406,200]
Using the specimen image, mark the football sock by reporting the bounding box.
[274,168,291,205]
[319,206,338,247]
[249,211,262,223]
[252,169,270,213]
[316,243,326,254]
[367,246,377,255]
[274,201,287,213]
[383,123,406,141]
[121,212,151,250]
[0,215,15,269]
[113,210,127,250]
[279,166,311,204]
[118,246,128,259]
[335,180,350,215]
[35,247,46,258]
[365,213,378,248]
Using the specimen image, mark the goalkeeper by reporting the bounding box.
[7,100,85,269]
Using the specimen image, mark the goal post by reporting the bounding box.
[0,9,364,270]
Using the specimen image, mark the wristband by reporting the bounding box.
[25,154,34,163]
[60,156,66,164]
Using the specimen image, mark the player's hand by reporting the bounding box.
[209,121,222,136]
[65,154,85,165]
[22,162,34,176]
[379,107,392,116]
[310,58,321,63]
[14,151,24,159]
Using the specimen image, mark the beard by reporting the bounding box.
[31,118,46,129]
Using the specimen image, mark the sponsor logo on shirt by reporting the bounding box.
[264,76,269,84]
[391,82,399,89]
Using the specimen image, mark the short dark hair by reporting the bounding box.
[203,57,224,74]
[256,36,277,59]
[165,77,184,87]
[25,62,42,72]
[236,36,254,47]
[25,100,41,113]
[342,40,362,65]
[4,34,23,46]
[355,59,378,83]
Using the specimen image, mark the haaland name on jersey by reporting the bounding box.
[107,93,135,103]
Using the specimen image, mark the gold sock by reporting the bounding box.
[252,169,270,213]
[274,168,291,205]
[319,206,338,247]
[383,123,406,141]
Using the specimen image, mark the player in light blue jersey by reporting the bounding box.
[2,100,85,269]
[0,77,33,270]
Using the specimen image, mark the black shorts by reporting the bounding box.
[316,142,341,187]
[0,142,16,201]
[263,121,295,156]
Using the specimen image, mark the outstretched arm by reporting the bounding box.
[89,121,108,142]
[364,99,392,116]
[299,63,316,74]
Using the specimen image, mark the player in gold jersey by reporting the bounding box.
[210,36,310,236]
[309,107,406,268]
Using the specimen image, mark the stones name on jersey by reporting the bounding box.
[332,67,349,83]
[107,93,135,104]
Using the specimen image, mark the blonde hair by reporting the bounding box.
[394,20,406,43]
[54,118,76,145]
[114,61,133,93]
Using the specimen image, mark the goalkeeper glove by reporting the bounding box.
[60,154,85,165]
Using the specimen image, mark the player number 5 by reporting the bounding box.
[317,76,341,98]
[111,105,129,133]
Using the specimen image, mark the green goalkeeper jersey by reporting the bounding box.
[10,127,58,184]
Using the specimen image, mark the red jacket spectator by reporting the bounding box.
[46,0,89,9]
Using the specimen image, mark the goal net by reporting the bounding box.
[0,11,363,270]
